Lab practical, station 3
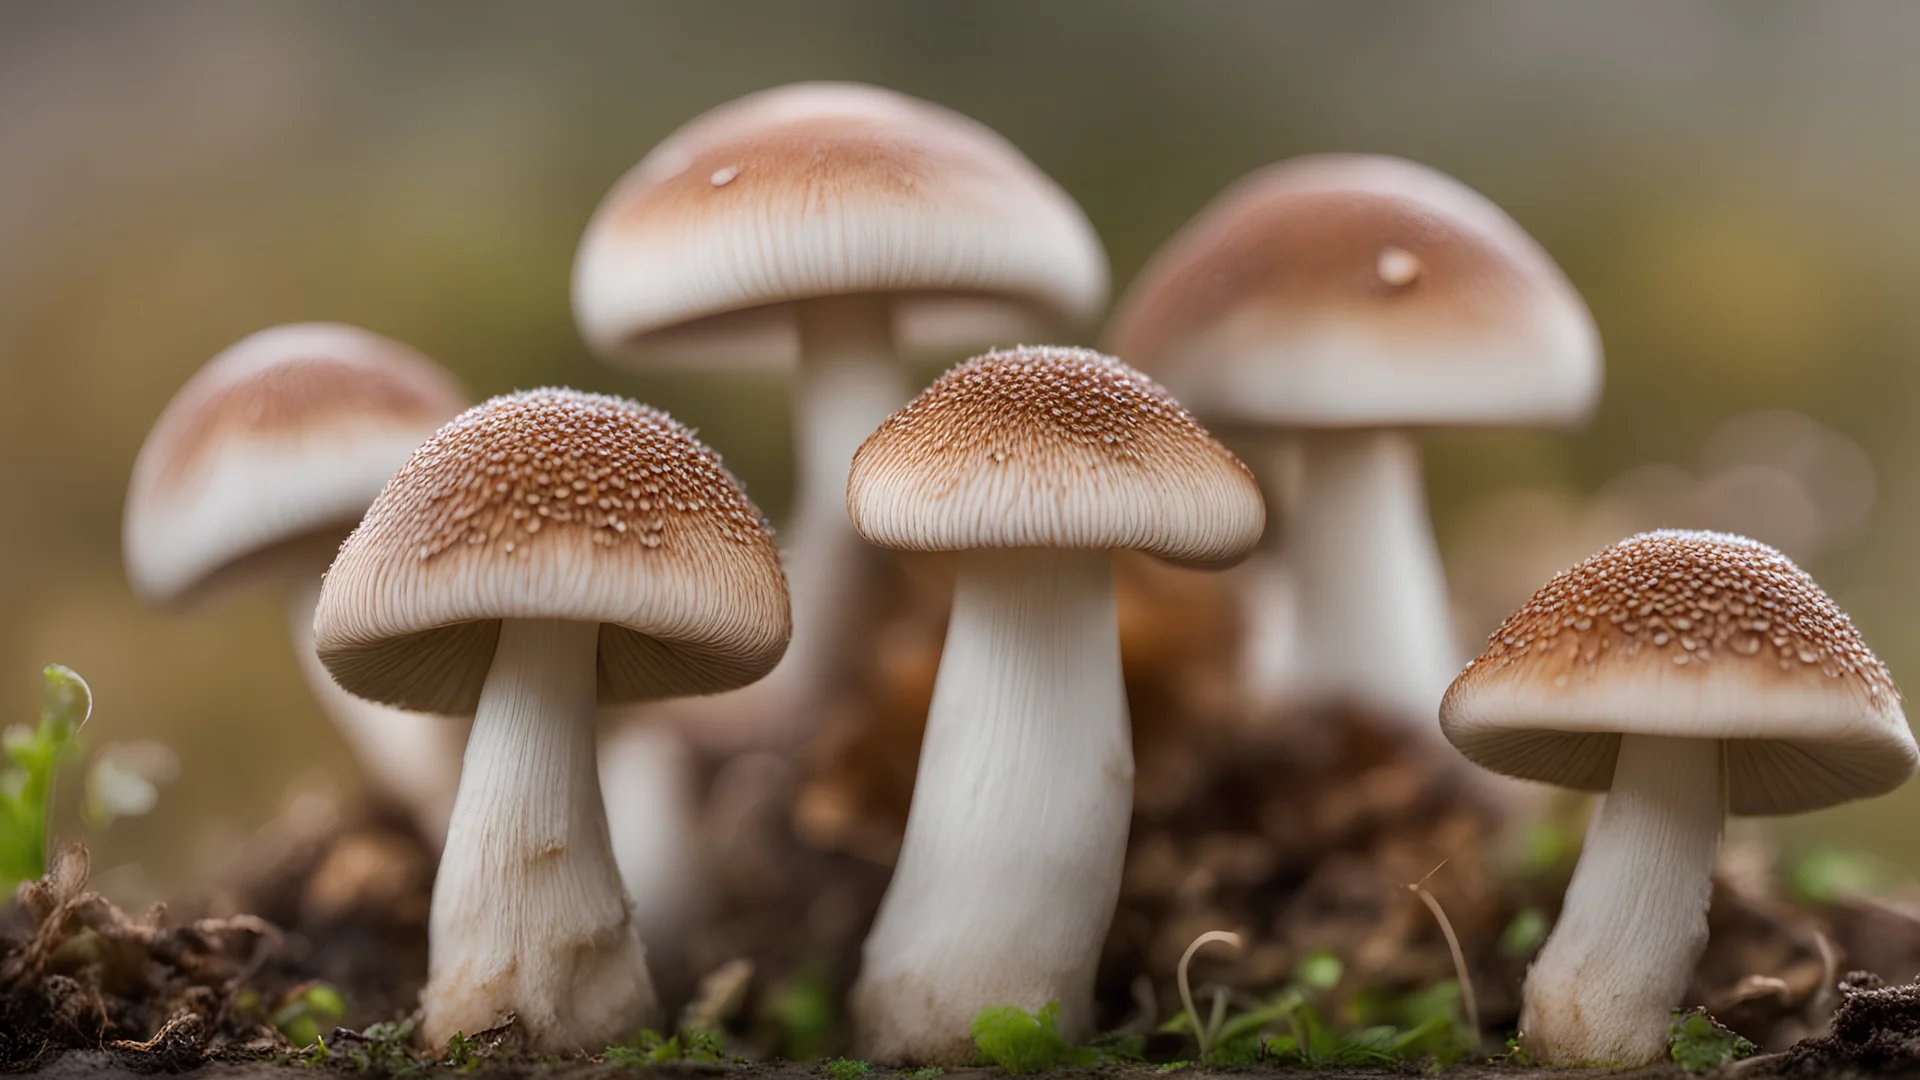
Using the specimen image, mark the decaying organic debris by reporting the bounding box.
[0,843,284,1067]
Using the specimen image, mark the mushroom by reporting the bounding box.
[313,388,790,1052]
[574,81,1109,751]
[1442,530,1917,1066]
[122,323,470,847]
[598,716,702,987]
[1108,154,1600,726]
[844,346,1264,1064]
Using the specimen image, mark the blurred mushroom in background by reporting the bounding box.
[574,81,1110,755]
[122,323,470,849]
[1110,154,1601,735]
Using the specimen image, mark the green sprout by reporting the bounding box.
[1668,1008,1757,1072]
[606,1027,728,1067]
[1,665,91,890]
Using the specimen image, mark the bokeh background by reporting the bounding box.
[5,0,1920,896]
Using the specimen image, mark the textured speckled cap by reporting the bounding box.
[846,345,1265,569]
[1107,154,1600,429]
[1442,530,1916,814]
[124,323,469,606]
[314,389,791,714]
[573,82,1109,368]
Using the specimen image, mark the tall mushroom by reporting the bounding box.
[1443,530,1917,1066]
[123,323,470,847]
[1109,154,1601,725]
[845,346,1264,1064]
[314,389,790,1052]
[574,81,1109,751]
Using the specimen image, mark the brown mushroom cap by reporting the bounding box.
[573,82,1108,368]
[124,323,469,606]
[846,345,1265,569]
[1442,530,1915,814]
[314,389,791,714]
[1107,154,1599,429]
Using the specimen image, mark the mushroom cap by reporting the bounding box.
[573,81,1109,369]
[846,345,1264,569]
[314,388,791,715]
[1107,154,1600,429]
[124,323,469,607]
[1441,530,1915,814]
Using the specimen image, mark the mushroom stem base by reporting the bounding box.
[424,617,656,1052]
[1521,734,1723,1066]
[851,548,1132,1065]
[1291,429,1457,727]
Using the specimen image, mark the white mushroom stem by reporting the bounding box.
[423,618,656,1052]
[852,548,1133,1065]
[1290,429,1458,729]
[1235,436,1306,711]
[1521,735,1724,1066]
[599,720,701,961]
[692,294,908,753]
[284,578,464,850]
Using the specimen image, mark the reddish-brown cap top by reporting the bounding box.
[847,346,1265,568]
[573,82,1109,368]
[1107,154,1600,429]
[123,323,468,606]
[315,389,791,715]
[1442,530,1915,814]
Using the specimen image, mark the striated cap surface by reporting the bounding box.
[1108,154,1599,429]
[315,389,791,714]
[573,82,1109,368]
[847,346,1264,568]
[124,323,468,606]
[1442,530,1915,813]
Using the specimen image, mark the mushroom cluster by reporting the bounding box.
[114,76,1920,1071]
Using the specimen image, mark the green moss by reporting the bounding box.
[824,1057,872,1080]
[968,1002,1097,1073]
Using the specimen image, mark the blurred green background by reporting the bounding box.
[5,0,1920,896]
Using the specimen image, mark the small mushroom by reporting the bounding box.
[123,323,469,847]
[1443,530,1917,1065]
[574,82,1109,751]
[844,346,1264,1064]
[1110,154,1601,726]
[314,389,790,1052]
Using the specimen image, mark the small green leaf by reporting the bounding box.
[1497,908,1549,959]
[969,1002,1094,1073]
[1669,1009,1758,1072]
[1294,950,1344,992]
